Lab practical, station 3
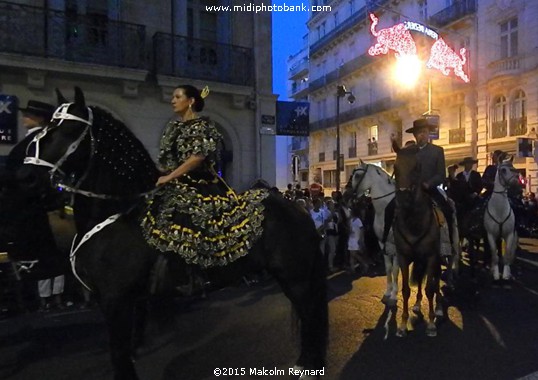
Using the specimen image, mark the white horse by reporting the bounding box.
[484,156,520,281]
[348,161,399,305]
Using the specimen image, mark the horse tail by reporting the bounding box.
[411,259,426,286]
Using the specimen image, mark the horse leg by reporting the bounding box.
[486,232,500,280]
[425,260,439,337]
[388,254,399,306]
[412,282,422,315]
[101,295,139,380]
[396,261,410,337]
[502,232,518,280]
[382,254,393,303]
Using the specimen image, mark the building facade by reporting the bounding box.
[287,34,310,189]
[294,0,538,193]
[0,0,276,191]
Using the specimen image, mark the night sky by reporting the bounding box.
[272,9,309,100]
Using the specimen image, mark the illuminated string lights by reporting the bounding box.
[368,13,417,58]
[426,38,470,83]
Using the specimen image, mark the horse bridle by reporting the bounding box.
[24,103,94,184]
[351,165,395,200]
[495,162,519,192]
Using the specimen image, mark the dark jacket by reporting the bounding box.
[455,170,483,195]
[416,143,446,189]
[482,164,497,193]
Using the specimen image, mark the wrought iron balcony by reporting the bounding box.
[0,1,146,69]
[348,146,357,158]
[309,53,374,93]
[429,0,476,28]
[153,32,253,86]
[449,129,466,144]
[492,120,507,139]
[289,58,309,79]
[510,117,527,136]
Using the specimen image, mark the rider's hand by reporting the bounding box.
[156,175,172,186]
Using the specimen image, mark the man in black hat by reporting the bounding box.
[382,117,454,248]
[455,157,482,204]
[482,150,504,198]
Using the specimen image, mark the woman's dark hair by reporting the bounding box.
[176,84,205,112]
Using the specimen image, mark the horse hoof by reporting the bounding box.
[396,328,407,337]
[435,308,444,318]
[426,327,437,337]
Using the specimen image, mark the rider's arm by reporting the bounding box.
[156,154,205,186]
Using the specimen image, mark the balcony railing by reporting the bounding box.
[489,56,521,76]
[449,129,466,144]
[348,146,357,158]
[0,1,146,69]
[289,80,309,98]
[429,0,476,28]
[289,58,309,78]
[309,53,374,93]
[492,120,507,139]
[319,152,325,162]
[153,32,253,86]
[368,143,378,156]
[310,0,388,56]
[510,117,527,136]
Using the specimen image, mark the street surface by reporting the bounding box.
[1,233,538,379]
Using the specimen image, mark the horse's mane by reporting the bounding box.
[80,106,159,197]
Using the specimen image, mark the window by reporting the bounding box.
[511,90,526,119]
[500,18,518,59]
[494,96,507,122]
[369,125,378,140]
[349,132,357,148]
[510,90,527,135]
[492,95,507,138]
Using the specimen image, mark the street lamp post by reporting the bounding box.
[335,85,355,192]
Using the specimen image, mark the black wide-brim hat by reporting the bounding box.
[459,157,478,165]
[405,117,437,134]
[19,100,55,119]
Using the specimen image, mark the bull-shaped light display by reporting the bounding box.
[368,13,417,58]
[426,38,470,83]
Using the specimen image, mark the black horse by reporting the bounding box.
[392,143,442,338]
[19,87,328,380]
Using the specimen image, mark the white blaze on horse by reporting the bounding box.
[484,155,520,281]
[346,161,399,306]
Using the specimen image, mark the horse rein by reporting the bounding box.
[487,162,517,232]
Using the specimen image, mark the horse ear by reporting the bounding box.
[74,86,86,108]
[359,158,364,166]
[55,88,67,105]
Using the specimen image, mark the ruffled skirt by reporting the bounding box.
[140,170,268,268]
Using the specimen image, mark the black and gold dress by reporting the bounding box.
[140,117,268,268]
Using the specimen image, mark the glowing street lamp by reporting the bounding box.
[393,54,423,88]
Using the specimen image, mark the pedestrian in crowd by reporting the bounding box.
[347,206,368,275]
[294,183,304,199]
[310,198,327,258]
[325,200,339,273]
[284,183,294,200]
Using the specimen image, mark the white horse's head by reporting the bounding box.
[347,159,394,200]
[496,155,520,190]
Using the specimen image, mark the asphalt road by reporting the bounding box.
[1,222,538,380]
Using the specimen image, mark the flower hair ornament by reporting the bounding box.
[201,86,210,99]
